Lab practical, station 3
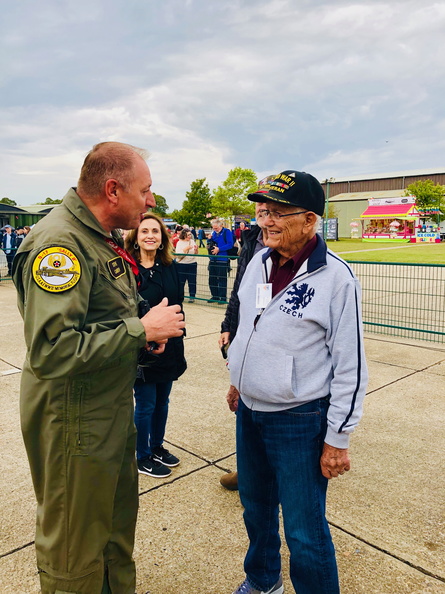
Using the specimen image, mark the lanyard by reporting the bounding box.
[104,238,141,288]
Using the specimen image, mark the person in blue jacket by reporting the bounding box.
[197,226,206,247]
[1,224,17,276]
[207,217,234,303]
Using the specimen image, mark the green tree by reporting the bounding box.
[405,180,445,221]
[211,167,257,219]
[327,203,339,219]
[0,197,17,206]
[179,178,213,227]
[169,209,185,225]
[152,193,169,217]
[37,197,63,204]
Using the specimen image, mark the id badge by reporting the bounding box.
[256,283,272,309]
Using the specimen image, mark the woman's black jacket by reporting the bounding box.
[137,258,186,383]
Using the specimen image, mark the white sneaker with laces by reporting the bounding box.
[232,575,283,594]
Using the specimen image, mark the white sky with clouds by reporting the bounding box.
[1,0,444,210]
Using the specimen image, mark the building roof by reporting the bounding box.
[0,202,54,217]
[360,203,420,219]
[0,204,28,214]
[324,168,445,184]
[21,204,55,214]
[330,190,407,203]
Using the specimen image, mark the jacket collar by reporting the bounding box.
[261,234,327,274]
[307,234,327,273]
[63,187,110,237]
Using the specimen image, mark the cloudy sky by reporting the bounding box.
[1,0,444,210]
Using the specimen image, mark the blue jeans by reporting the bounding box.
[236,397,339,594]
[134,381,173,460]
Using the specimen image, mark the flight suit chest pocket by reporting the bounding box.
[93,259,137,312]
[99,258,131,298]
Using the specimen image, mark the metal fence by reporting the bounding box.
[190,256,445,344]
[347,261,445,344]
[0,250,13,284]
[177,254,238,305]
[3,250,444,344]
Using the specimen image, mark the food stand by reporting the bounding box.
[414,209,441,243]
[359,196,419,242]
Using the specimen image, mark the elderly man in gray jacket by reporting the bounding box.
[228,171,368,594]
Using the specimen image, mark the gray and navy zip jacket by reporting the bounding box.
[228,235,368,449]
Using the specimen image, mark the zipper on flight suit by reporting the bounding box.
[76,383,84,448]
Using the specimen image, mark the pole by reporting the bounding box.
[324,179,330,240]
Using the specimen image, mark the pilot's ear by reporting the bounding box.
[104,179,119,205]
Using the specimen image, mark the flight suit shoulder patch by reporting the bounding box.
[31,246,82,293]
[107,256,126,279]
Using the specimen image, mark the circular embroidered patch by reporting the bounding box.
[32,247,81,292]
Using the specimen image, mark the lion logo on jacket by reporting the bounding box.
[284,283,315,311]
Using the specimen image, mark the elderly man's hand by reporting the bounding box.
[320,443,351,479]
[226,385,240,412]
[218,332,230,348]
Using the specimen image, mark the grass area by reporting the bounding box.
[327,238,445,264]
[195,238,445,264]
[326,239,387,252]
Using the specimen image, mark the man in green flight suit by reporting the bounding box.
[13,142,185,594]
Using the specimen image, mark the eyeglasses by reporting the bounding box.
[257,209,309,220]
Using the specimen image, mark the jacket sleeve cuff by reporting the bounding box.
[124,317,147,345]
[324,426,350,449]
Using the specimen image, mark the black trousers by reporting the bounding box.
[6,252,14,276]
[208,260,228,301]
[178,262,197,298]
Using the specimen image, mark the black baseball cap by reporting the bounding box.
[248,170,325,216]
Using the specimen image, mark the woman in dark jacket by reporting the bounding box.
[125,213,186,478]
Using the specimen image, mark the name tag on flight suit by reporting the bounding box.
[107,257,126,279]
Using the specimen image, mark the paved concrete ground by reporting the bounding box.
[0,280,444,593]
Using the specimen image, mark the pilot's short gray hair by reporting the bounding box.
[77,141,149,197]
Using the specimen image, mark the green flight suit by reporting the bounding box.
[13,188,147,594]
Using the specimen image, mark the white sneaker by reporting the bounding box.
[232,575,284,594]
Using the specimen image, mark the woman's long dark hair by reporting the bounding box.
[125,213,173,266]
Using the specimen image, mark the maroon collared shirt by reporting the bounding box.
[269,235,318,297]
